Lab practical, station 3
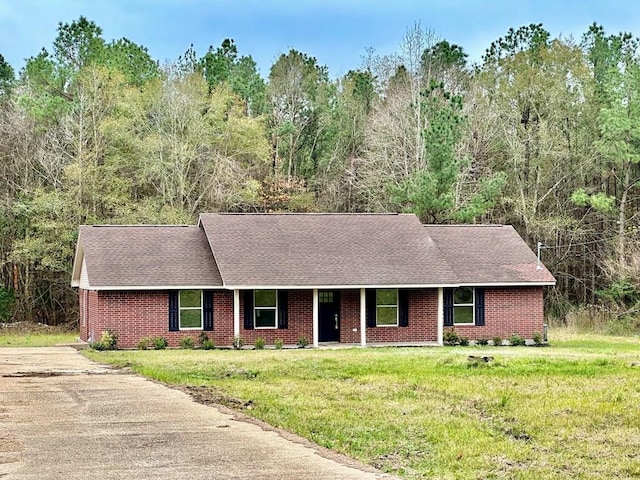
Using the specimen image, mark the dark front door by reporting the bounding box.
[318,290,340,342]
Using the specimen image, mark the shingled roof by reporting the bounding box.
[199,213,457,288]
[71,225,223,289]
[424,225,556,285]
[72,214,555,290]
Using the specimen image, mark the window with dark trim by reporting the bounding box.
[376,289,398,326]
[254,289,277,328]
[179,290,203,329]
[453,287,474,325]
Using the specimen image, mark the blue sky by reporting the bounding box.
[1,1,639,78]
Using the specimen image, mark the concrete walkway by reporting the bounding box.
[0,347,396,479]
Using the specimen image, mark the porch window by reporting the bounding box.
[254,289,277,328]
[179,290,203,329]
[453,287,474,324]
[376,289,398,326]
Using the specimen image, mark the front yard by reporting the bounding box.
[85,331,640,479]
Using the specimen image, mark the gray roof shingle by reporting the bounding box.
[74,214,555,289]
[424,225,556,284]
[201,213,453,287]
[77,225,223,288]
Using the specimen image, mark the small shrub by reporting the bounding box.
[459,336,470,347]
[91,329,118,351]
[532,331,544,346]
[198,332,209,347]
[232,336,244,350]
[476,338,489,346]
[492,335,503,346]
[137,338,150,350]
[508,333,526,346]
[254,337,266,350]
[297,336,309,348]
[443,329,460,346]
[180,336,195,349]
[201,339,215,350]
[274,338,284,350]
[152,336,168,350]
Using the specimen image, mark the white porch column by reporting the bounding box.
[360,288,367,347]
[233,289,240,338]
[437,287,444,346]
[312,289,319,348]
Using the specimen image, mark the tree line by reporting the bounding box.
[0,18,638,326]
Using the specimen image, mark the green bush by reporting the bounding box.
[509,333,526,346]
[0,287,14,321]
[180,336,195,349]
[198,332,209,347]
[152,336,168,350]
[274,338,284,350]
[476,338,489,346]
[297,336,309,348]
[201,339,215,350]
[492,335,503,347]
[90,329,118,351]
[443,329,460,346]
[254,337,266,350]
[459,337,470,346]
[532,331,544,346]
[232,336,244,350]
[137,338,150,350]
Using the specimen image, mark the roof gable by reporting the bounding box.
[199,213,457,287]
[74,225,223,289]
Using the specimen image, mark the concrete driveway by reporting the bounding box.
[0,347,396,480]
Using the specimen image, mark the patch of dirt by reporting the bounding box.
[2,369,114,378]
[0,432,23,466]
[180,385,254,410]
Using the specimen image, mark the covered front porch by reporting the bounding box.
[230,287,443,348]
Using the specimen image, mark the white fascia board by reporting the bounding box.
[70,237,84,286]
[456,281,556,287]
[223,283,461,290]
[79,281,555,291]
[80,285,225,291]
[222,281,555,290]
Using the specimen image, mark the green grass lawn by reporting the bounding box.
[85,331,640,479]
[0,325,78,347]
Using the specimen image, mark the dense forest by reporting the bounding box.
[0,18,638,328]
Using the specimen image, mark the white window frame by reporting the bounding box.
[453,287,475,325]
[254,289,278,329]
[376,288,399,327]
[179,290,203,330]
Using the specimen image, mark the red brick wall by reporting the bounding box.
[82,290,237,349]
[451,287,544,341]
[366,289,439,343]
[239,290,313,346]
[78,289,94,342]
[79,286,545,348]
[212,291,234,346]
[339,289,361,343]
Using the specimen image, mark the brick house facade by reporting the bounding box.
[78,286,544,349]
[72,214,555,349]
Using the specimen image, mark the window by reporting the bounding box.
[319,291,334,303]
[453,287,474,324]
[254,289,277,328]
[376,289,398,326]
[179,290,202,329]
